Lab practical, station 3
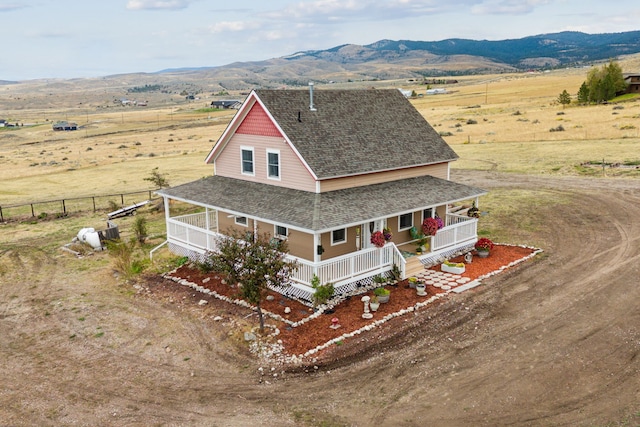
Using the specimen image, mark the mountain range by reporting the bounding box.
[151,31,640,90]
[2,31,640,95]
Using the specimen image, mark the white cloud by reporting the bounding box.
[208,21,261,34]
[0,2,26,12]
[471,0,551,15]
[126,0,191,11]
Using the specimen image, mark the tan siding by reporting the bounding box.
[287,230,314,261]
[319,162,450,192]
[320,226,359,260]
[215,134,316,192]
[217,210,254,235]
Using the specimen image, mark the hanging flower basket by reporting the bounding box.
[370,231,386,248]
[422,217,439,236]
[383,227,393,241]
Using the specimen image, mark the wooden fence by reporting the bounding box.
[0,189,159,222]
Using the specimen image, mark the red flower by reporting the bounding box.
[422,217,438,236]
[475,237,494,251]
[370,231,386,248]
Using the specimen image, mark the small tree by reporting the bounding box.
[144,167,169,188]
[207,230,297,332]
[577,82,589,104]
[557,90,571,108]
[132,216,148,245]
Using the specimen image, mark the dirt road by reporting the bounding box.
[1,171,639,426]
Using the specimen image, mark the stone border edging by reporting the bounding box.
[162,243,543,363]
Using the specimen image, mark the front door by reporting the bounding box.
[362,221,381,249]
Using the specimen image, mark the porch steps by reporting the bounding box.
[404,256,426,278]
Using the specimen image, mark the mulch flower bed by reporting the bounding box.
[164,244,539,360]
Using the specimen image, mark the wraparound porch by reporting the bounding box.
[161,210,478,302]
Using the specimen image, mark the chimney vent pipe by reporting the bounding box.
[309,82,316,111]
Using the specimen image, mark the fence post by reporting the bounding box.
[0,206,3,222]
[121,194,124,206]
[62,199,66,215]
[92,197,96,212]
[31,204,35,218]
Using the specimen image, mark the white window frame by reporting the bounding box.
[266,149,281,180]
[331,228,347,246]
[235,216,248,227]
[399,212,413,231]
[275,224,288,239]
[240,146,255,176]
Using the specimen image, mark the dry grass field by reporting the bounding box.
[2,58,639,209]
[1,58,640,426]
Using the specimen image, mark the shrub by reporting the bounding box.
[105,238,137,279]
[132,216,148,244]
[311,274,334,306]
[550,125,565,132]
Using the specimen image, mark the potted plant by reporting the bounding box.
[475,237,494,257]
[369,294,380,312]
[408,276,418,289]
[441,260,465,274]
[416,281,427,296]
[374,287,390,303]
[410,226,429,254]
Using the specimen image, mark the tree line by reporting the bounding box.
[558,60,628,107]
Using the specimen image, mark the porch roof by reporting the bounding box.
[158,175,486,232]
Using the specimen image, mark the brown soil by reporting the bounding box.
[166,244,536,358]
[2,171,639,427]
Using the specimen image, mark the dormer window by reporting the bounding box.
[267,149,280,179]
[241,147,254,175]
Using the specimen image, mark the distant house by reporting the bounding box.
[52,121,77,131]
[624,73,640,94]
[211,100,243,109]
[0,119,6,127]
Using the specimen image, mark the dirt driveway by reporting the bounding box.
[1,171,639,426]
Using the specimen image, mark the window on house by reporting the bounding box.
[331,228,346,245]
[399,213,413,230]
[235,216,247,226]
[275,225,288,238]
[241,147,254,175]
[423,208,433,220]
[267,150,280,179]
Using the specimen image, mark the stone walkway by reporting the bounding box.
[415,269,481,293]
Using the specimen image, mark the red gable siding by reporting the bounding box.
[236,103,282,137]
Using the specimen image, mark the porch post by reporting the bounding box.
[205,207,211,250]
[313,232,321,279]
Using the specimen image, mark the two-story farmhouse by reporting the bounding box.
[156,86,486,302]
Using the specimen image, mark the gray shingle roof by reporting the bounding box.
[254,89,458,179]
[158,175,485,232]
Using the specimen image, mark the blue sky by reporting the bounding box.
[1,0,638,81]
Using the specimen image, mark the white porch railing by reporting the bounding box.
[164,211,475,290]
[432,214,477,251]
[290,243,406,288]
[172,211,217,230]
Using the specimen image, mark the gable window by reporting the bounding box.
[235,216,248,226]
[241,147,254,175]
[331,228,346,245]
[399,212,413,231]
[275,225,288,239]
[267,150,280,179]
